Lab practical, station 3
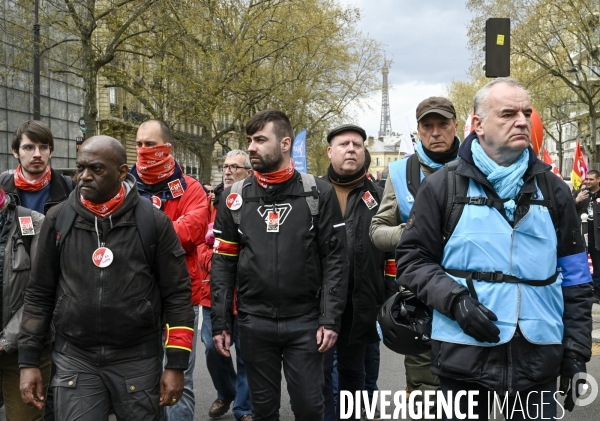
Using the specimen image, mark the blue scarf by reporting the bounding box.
[416,140,458,170]
[471,139,529,221]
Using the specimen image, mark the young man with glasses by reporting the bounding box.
[1,120,75,215]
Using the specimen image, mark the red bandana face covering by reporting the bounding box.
[14,164,51,191]
[135,144,176,185]
[254,159,295,189]
[80,184,126,218]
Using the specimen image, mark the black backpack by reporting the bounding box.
[54,197,157,271]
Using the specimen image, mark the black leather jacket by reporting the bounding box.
[210,172,348,334]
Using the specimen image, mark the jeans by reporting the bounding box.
[0,345,52,421]
[439,376,557,420]
[52,351,162,421]
[364,342,380,398]
[238,309,324,421]
[163,305,199,421]
[200,306,251,419]
[587,228,600,294]
[323,305,366,421]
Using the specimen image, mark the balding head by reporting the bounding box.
[77,136,129,203]
[137,120,172,148]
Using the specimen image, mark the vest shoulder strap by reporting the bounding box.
[15,206,34,256]
[442,160,469,244]
[534,171,559,230]
[55,199,157,271]
[406,153,421,199]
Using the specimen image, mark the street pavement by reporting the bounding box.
[3,306,599,420]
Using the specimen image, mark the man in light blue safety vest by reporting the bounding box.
[370,96,460,407]
[397,78,593,420]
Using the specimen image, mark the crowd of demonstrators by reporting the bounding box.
[19,136,195,420]
[370,96,461,411]
[211,110,347,420]
[397,78,593,420]
[1,78,593,421]
[197,150,253,420]
[131,120,209,421]
[321,124,396,421]
[574,170,600,304]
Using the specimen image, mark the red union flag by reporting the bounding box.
[542,148,563,179]
[571,141,588,190]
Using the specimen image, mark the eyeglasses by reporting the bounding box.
[222,164,249,172]
[20,144,51,154]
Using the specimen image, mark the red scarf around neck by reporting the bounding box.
[14,165,51,192]
[135,144,176,185]
[80,184,126,218]
[254,159,295,189]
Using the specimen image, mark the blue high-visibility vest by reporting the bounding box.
[434,178,565,346]
[389,158,424,222]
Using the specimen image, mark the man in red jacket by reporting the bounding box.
[198,150,253,420]
[131,120,209,421]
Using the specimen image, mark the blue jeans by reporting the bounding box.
[201,306,251,419]
[163,305,199,421]
[364,341,380,398]
[238,309,325,421]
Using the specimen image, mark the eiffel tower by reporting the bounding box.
[378,60,392,138]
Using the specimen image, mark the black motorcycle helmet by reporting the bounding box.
[376,289,433,355]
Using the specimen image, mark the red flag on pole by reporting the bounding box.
[542,148,563,179]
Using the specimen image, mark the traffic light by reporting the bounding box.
[485,18,510,78]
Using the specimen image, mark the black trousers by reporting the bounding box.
[587,227,600,294]
[238,309,324,421]
[323,304,366,421]
[51,351,162,421]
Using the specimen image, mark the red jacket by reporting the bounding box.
[162,176,209,305]
[197,204,217,307]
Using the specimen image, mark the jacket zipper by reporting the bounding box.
[99,240,105,361]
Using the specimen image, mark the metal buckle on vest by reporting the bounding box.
[468,196,486,205]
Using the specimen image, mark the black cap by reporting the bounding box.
[326,124,367,143]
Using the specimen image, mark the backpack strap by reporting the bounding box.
[230,179,246,225]
[299,173,319,217]
[532,171,559,231]
[442,160,469,244]
[406,153,422,199]
[55,202,77,253]
[55,199,156,272]
[15,206,34,256]
[134,198,157,272]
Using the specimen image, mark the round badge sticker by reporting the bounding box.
[151,195,162,209]
[92,247,114,268]
[226,193,243,210]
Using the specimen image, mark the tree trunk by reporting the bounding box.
[590,108,598,171]
[82,43,98,139]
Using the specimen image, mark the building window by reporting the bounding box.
[109,87,117,105]
[376,158,381,166]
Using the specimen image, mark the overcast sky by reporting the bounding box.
[337,0,474,137]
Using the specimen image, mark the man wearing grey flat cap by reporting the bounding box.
[369,97,460,411]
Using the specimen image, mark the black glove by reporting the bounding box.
[559,351,587,412]
[451,295,500,343]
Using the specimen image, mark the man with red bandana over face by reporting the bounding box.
[131,120,209,421]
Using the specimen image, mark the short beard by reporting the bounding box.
[251,148,284,173]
